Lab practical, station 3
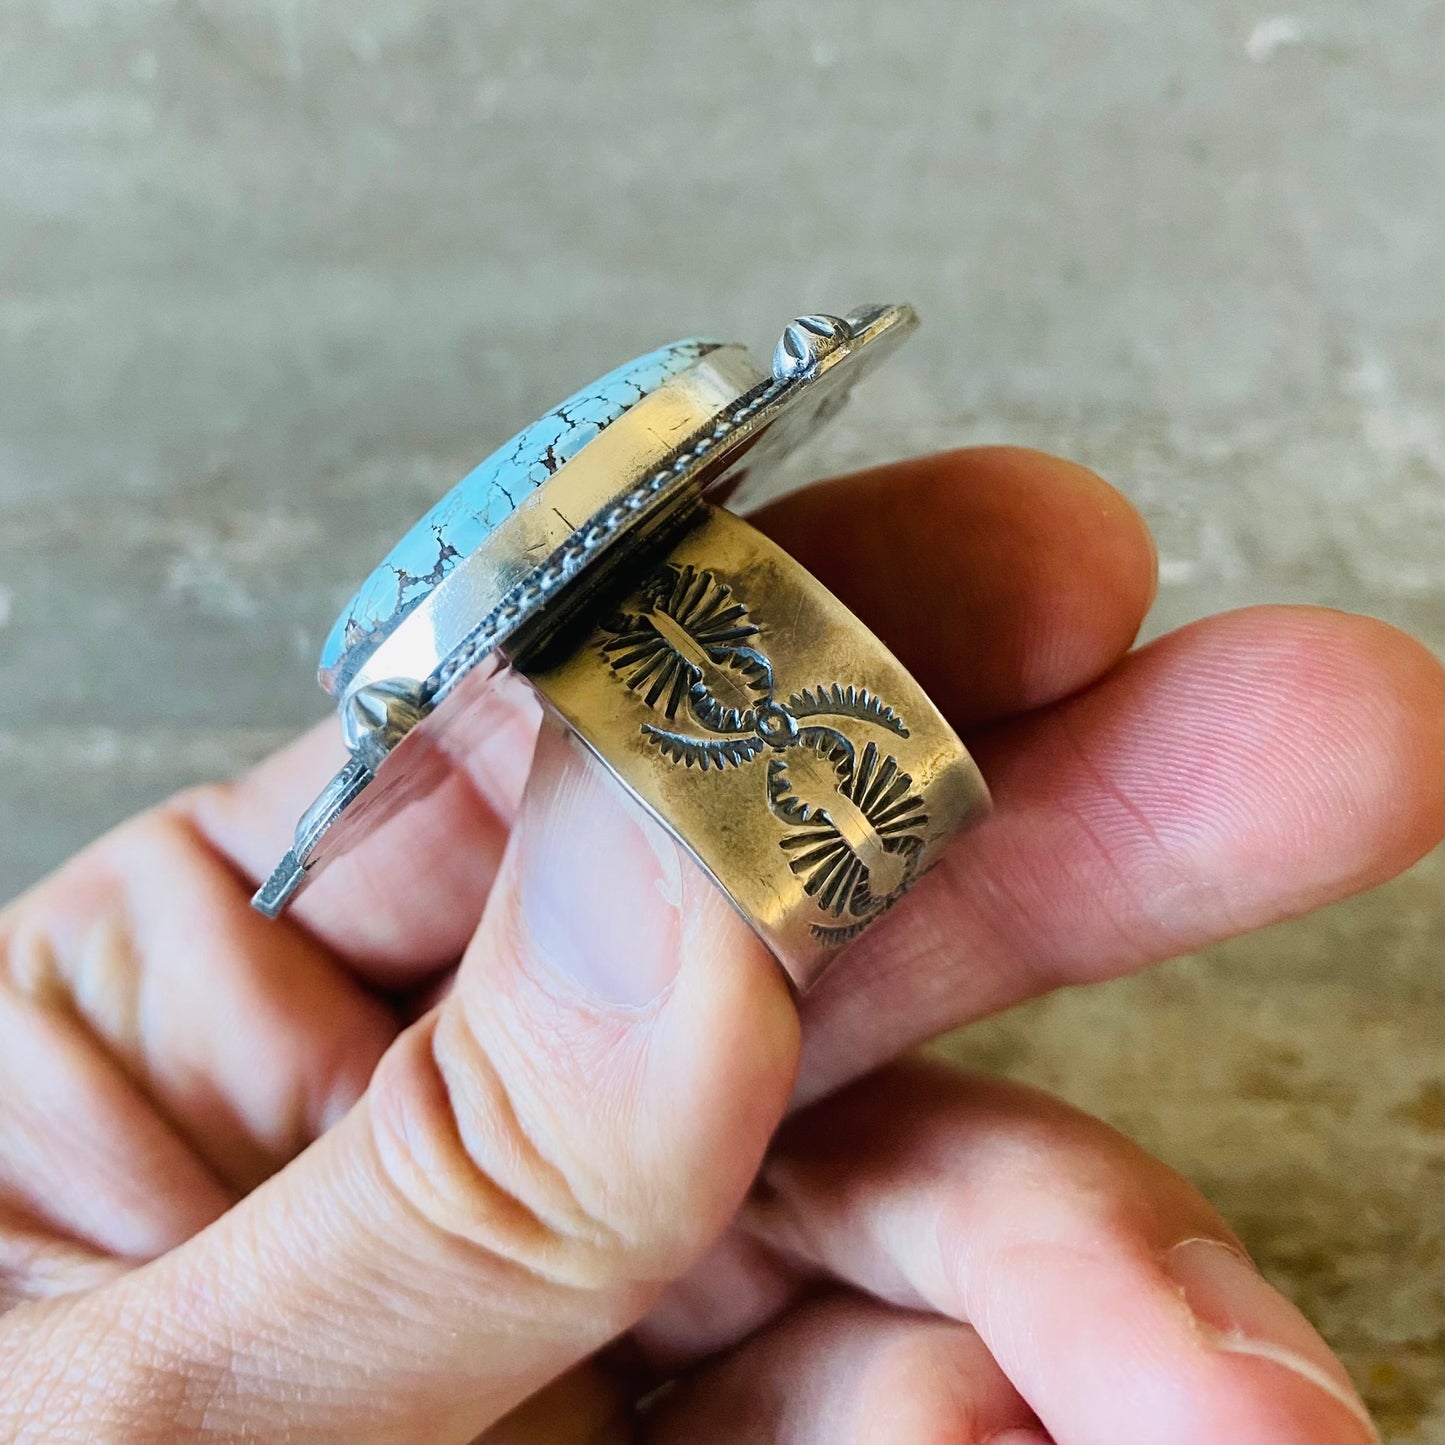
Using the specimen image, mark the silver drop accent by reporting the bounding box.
[341,677,429,771]
[772,314,852,382]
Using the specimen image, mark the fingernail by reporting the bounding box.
[517,720,684,1008]
[1166,1238,1379,1442]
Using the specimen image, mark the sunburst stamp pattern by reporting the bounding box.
[601,563,929,938]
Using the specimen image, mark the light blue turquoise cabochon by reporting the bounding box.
[320,337,720,694]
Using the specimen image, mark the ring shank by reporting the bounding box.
[518,504,989,990]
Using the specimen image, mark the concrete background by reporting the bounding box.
[1,1,1440,1435]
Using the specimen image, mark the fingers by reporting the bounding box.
[0,987,233,1260]
[645,1290,1047,1445]
[752,445,1157,726]
[797,605,1445,1101]
[191,666,544,984]
[191,447,1156,978]
[741,1060,1378,1445]
[0,721,800,1443]
[0,804,398,1219]
[0,1199,130,1314]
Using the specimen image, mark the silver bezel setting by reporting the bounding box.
[253,304,918,917]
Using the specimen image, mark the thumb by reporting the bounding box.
[10,719,800,1443]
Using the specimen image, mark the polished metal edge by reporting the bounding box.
[431,304,915,704]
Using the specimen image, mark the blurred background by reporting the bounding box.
[1,1,1440,1435]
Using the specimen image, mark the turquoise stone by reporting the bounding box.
[320,338,718,693]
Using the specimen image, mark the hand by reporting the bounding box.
[0,448,1437,1443]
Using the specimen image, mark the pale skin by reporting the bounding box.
[0,447,1440,1444]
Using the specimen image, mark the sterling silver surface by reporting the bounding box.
[525,502,989,986]
[253,304,986,985]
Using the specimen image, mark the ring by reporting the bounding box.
[254,304,990,989]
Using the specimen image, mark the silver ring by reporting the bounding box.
[254,304,990,989]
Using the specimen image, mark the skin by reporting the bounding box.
[0,447,1438,1443]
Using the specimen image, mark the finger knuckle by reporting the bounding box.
[365,1005,641,1293]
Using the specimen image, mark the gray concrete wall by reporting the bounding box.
[1,2,1440,1435]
